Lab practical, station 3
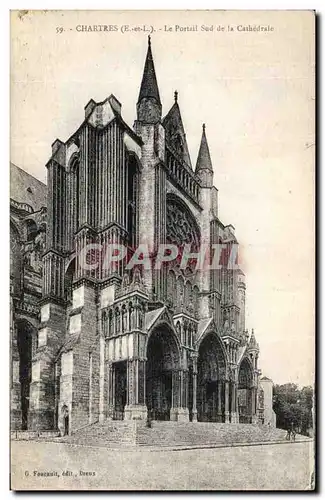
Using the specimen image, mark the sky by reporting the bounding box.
[10,10,315,386]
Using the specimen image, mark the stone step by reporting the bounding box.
[136,422,288,447]
[58,421,139,446]
[57,420,307,449]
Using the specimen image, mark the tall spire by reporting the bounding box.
[137,36,161,105]
[195,123,213,174]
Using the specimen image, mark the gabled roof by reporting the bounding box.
[162,96,192,169]
[196,317,214,343]
[144,306,177,334]
[10,163,47,212]
[144,307,165,331]
[138,36,161,105]
[237,344,247,365]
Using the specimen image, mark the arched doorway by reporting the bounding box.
[238,358,254,423]
[114,361,127,420]
[197,333,226,422]
[146,326,180,421]
[16,319,37,430]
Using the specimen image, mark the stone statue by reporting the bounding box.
[122,273,130,289]
[34,230,46,253]
[122,307,128,332]
[130,305,136,330]
[132,267,142,286]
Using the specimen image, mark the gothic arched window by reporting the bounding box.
[193,285,199,316]
[25,219,37,242]
[185,281,192,306]
[167,270,176,306]
[108,310,113,337]
[238,358,253,388]
[102,311,108,337]
[176,275,184,310]
[127,153,139,249]
[70,155,80,234]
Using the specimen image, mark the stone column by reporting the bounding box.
[113,364,116,404]
[251,386,258,424]
[217,380,223,422]
[236,384,239,416]
[231,382,238,423]
[124,358,147,420]
[224,380,230,423]
[138,359,146,407]
[191,355,198,422]
[235,383,239,423]
[99,336,105,423]
[107,362,114,419]
[10,320,22,430]
[177,369,189,422]
[170,369,180,421]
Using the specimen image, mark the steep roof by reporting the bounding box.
[163,96,192,169]
[10,163,47,212]
[195,124,213,174]
[138,36,161,105]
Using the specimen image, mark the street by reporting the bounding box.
[11,439,314,491]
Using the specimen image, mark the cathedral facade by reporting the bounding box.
[10,38,267,434]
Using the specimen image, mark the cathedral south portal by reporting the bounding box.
[10,38,272,434]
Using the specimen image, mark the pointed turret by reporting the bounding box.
[136,36,162,124]
[248,328,259,351]
[195,124,213,187]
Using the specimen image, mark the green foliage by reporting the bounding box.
[273,384,314,436]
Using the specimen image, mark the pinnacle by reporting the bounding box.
[195,123,213,173]
[138,36,161,105]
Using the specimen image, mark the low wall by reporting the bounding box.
[11,430,60,440]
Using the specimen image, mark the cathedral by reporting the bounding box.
[10,38,275,434]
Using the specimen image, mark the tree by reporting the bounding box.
[273,384,314,436]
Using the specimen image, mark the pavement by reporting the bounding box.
[11,439,315,491]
